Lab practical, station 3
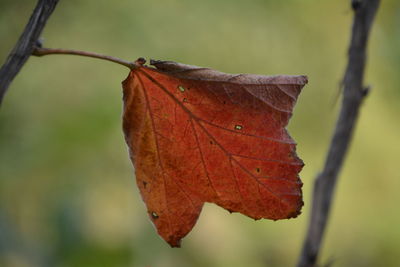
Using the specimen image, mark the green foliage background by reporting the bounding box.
[1,1,399,266]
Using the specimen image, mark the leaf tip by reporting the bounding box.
[167,237,182,248]
[301,75,308,85]
[170,243,181,248]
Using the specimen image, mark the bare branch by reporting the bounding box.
[297,1,380,266]
[0,0,60,106]
[32,47,136,70]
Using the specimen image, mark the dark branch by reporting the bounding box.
[297,1,380,266]
[0,0,60,106]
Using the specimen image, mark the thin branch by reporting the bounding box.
[0,0,60,106]
[32,47,136,70]
[297,1,380,267]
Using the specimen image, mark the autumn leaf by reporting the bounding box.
[122,59,307,247]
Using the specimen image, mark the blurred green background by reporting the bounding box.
[1,0,399,266]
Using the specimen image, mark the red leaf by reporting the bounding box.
[122,59,307,247]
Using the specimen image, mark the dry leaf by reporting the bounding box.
[122,59,307,247]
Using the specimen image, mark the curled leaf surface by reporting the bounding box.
[122,59,307,247]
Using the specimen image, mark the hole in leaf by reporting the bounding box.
[151,211,159,219]
[183,98,188,102]
[234,125,243,130]
[178,85,186,92]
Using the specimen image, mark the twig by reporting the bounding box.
[297,1,380,267]
[0,0,60,106]
[32,47,136,69]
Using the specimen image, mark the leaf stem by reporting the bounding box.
[32,47,136,69]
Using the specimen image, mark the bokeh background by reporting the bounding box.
[1,0,399,266]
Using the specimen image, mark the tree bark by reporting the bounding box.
[297,0,380,266]
[0,0,60,106]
